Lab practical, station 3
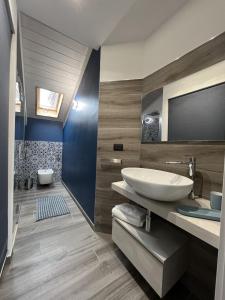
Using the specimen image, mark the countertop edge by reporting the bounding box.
[112,181,220,249]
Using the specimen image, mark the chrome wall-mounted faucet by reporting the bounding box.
[165,157,197,200]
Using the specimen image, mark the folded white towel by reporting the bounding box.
[112,203,146,227]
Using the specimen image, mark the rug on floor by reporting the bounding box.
[36,195,70,221]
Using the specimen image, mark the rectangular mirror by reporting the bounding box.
[141,88,163,143]
[168,82,225,141]
[141,61,225,144]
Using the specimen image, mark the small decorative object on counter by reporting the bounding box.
[210,191,222,210]
[176,205,221,221]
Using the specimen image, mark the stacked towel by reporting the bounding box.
[112,203,146,227]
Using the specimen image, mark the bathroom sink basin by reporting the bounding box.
[121,168,193,202]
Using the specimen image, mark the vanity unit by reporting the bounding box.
[111,170,220,297]
[113,217,188,297]
[112,180,220,249]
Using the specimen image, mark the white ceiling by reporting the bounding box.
[20,14,89,122]
[17,0,137,49]
[18,0,189,122]
[105,0,188,45]
[17,0,188,49]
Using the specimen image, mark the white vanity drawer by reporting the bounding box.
[112,218,188,298]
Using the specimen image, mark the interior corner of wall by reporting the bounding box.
[100,42,144,82]
[5,0,17,33]
[63,47,92,127]
[142,0,225,79]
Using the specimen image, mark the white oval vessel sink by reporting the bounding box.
[121,168,193,202]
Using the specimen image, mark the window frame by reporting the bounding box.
[36,87,63,118]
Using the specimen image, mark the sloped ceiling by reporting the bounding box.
[17,0,188,49]
[20,14,90,122]
[105,0,188,44]
[17,0,137,49]
[18,1,190,122]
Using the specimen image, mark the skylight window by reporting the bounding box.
[36,87,63,118]
[15,82,21,112]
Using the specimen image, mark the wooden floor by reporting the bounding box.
[0,182,195,300]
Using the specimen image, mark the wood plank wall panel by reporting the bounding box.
[95,80,142,232]
[140,30,225,300]
[96,31,225,232]
[95,31,225,299]
[20,13,89,122]
[141,32,225,200]
[143,31,225,94]
[140,144,225,199]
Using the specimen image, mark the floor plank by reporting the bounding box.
[0,182,193,300]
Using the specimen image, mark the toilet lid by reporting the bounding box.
[38,169,54,175]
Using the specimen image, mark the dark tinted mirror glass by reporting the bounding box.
[168,82,225,141]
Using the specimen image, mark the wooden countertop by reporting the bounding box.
[112,181,220,249]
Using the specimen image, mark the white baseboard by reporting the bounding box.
[0,254,7,278]
[7,223,18,258]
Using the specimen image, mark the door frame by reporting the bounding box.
[215,155,225,299]
[5,0,17,257]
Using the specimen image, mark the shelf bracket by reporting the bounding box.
[145,210,152,232]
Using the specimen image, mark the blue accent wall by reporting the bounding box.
[62,50,100,222]
[15,116,24,140]
[0,0,11,270]
[25,118,63,142]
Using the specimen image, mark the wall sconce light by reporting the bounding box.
[72,99,78,110]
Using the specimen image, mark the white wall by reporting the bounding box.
[143,0,225,77]
[101,0,225,82]
[100,41,143,82]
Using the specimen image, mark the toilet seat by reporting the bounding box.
[38,169,54,175]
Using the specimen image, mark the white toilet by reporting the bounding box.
[38,169,54,185]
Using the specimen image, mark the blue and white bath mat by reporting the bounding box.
[36,195,70,221]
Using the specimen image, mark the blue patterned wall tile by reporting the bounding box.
[15,140,63,184]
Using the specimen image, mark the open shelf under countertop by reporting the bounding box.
[112,181,220,249]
